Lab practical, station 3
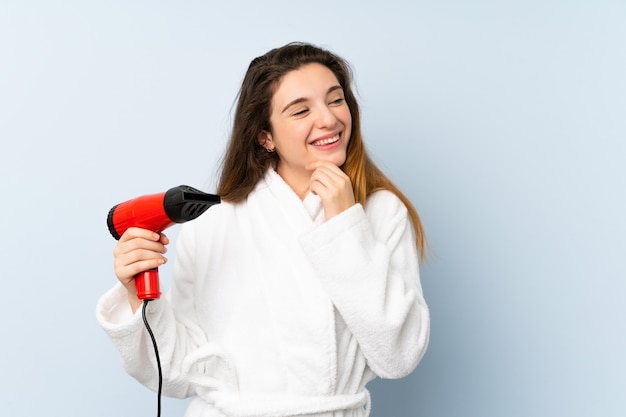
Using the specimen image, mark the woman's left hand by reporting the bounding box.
[307,160,356,220]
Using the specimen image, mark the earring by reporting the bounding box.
[266,147,275,153]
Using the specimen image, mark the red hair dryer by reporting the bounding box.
[107,185,220,300]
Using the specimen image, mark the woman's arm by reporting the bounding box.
[96,222,208,398]
[299,190,430,379]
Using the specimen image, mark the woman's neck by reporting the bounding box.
[275,165,311,200]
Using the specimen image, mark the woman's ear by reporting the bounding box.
[257,130,275,152]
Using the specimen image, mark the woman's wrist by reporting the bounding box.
[127,290,142,314]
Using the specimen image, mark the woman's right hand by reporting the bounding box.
[113,227,169,311]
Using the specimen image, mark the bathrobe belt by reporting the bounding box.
[183,343,371,417]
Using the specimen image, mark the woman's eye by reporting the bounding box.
[293,108,309,116]
[330,98,345,105]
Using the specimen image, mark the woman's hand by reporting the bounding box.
[113,227,169,312]
[307,160,356,220]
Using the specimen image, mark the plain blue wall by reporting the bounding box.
[1,1,624,416]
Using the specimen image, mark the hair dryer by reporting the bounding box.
[107,185,220,300]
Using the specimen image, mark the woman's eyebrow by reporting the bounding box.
[281,97,307,114]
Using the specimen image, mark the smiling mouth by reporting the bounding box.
[311,134,340,146]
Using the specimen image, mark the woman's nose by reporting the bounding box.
[315,105,337,128]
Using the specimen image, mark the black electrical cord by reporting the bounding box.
[142,300,163,417]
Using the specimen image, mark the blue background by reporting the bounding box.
[1,1,624,416]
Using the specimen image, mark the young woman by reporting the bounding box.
[97,42,430,417]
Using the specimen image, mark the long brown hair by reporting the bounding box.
[217,42,427,260]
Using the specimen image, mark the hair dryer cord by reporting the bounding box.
[142,300,163,417]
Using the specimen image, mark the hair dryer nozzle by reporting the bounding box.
[163,185,221,223]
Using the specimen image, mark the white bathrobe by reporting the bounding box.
[96,169,430,417]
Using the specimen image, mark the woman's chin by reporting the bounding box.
[318,152,347,167]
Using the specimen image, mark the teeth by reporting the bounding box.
[312,134,339,146]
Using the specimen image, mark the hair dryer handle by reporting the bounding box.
[135,268,161,300]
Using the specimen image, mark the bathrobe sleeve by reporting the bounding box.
[299,190,430,379]
[95,221,209,398]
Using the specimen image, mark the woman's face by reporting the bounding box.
[259,63,352,194]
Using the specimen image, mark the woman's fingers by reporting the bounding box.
[306,161,356,219]
[113,227,169,285]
